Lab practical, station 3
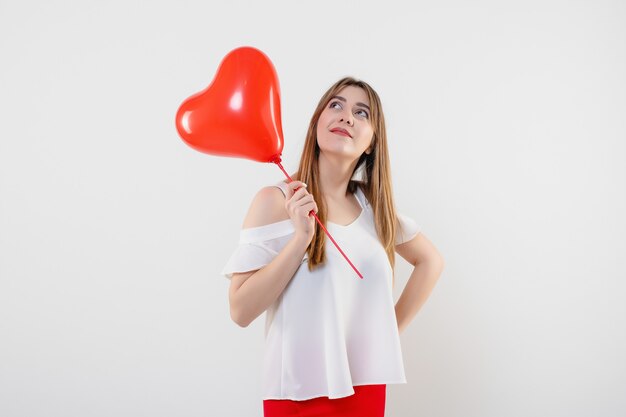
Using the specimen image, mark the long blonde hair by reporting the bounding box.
[293,77,400,283]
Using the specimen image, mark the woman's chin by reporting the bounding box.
[319,148,363,164]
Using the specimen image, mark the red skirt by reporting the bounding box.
[263,384,386,417]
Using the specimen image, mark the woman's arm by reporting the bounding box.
[394,232,445,334]
[228,186,311,328]
[229,237,309,327]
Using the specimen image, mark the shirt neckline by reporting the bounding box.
[327,186,366,228]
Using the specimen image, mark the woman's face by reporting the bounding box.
[316,85,374,161]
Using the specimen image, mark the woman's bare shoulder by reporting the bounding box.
[241,185,290,229]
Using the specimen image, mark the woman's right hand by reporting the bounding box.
[284,181,318,245]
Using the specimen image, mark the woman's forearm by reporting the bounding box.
[231,237,310,327]
[395,259,444,334]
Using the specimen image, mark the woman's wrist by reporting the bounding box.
[290,234,312,253]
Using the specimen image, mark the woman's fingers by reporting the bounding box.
[285,181,307,199]
[290,196,315,217]
[300,196,318,213]
[283,181,318,243]
[303,202,318,215]
[292,187,312,203]
[284,181,318,218]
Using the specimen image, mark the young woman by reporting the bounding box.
[222,77,444,417]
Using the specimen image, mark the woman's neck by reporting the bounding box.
[316,152,359,201]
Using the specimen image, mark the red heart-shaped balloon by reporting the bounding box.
[175,46,284,163]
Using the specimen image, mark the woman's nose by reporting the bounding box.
[340,112,354,126]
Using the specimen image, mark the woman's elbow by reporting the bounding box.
[230,306,251,328]
[230,302,252,327]
[435,256,445,275]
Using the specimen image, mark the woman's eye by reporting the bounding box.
[329,101,368,118]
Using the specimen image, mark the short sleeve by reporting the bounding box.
[220,219,298,280]
[395,212,421,245]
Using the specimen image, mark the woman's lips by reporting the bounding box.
[331,129,351,138]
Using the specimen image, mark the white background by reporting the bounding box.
[1,1,625,416]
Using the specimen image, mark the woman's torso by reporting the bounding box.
[260,180,406,401]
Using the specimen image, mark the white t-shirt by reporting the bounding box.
[221,180,421,401]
